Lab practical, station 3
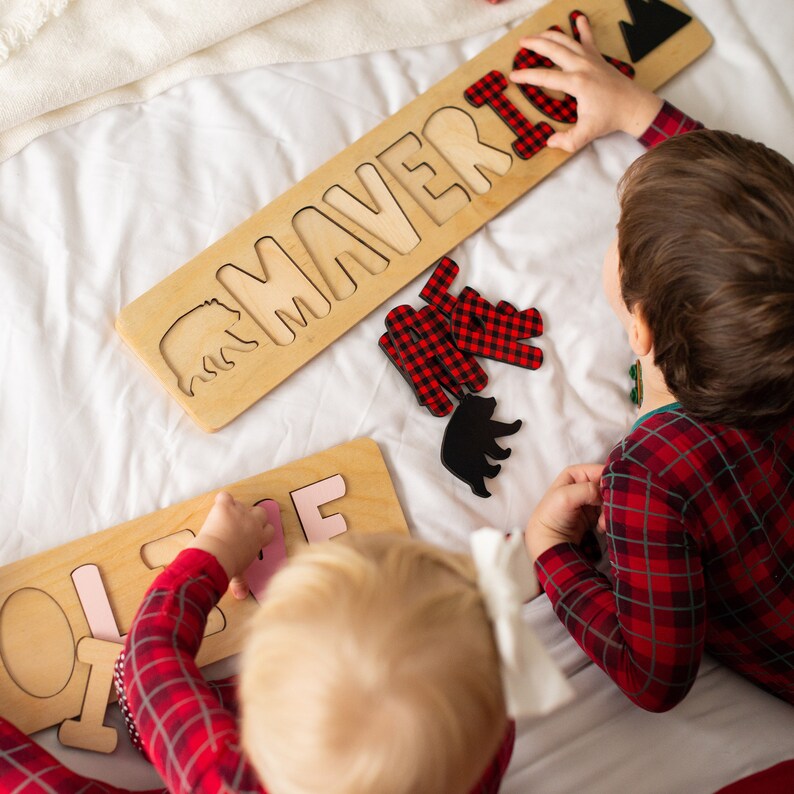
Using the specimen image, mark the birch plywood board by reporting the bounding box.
[0,438,407,744]
[116,0,711,431]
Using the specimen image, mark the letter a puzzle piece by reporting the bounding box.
[451,287,543,369]
[383,304,488,416]
[512,11,635,124]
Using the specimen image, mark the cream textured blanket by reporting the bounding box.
[0,0,543,161]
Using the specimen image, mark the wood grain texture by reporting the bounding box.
[0,438,408,741]
[116,0,711,430]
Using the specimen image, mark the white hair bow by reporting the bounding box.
[470,527,574,719]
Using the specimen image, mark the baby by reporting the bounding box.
[517,15,794,710]
[107,491,571,794]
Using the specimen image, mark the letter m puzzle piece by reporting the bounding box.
[380,304,487,416]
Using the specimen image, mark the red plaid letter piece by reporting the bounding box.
[513,11,635,124]
[464,70,554,159]
[379,328,461,407]
[383,304,488,416]
[419,256,460,316]
[451,287,543,369]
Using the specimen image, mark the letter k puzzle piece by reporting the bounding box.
[451,287,543,369]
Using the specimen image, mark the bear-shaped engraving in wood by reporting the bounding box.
[441,394,521,498]
[159,299,259,396]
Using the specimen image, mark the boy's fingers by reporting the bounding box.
[510,67,572,93]
[547,127,590,153]
[515,37,581,71]
[525,28,585,55]
[550,463,604,488]
[261,522,275,546]
[574,14,596,50]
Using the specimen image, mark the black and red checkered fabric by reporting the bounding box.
[464,70,554,159]
[639,100,704,148]
[451,287,543,369]
[537,406,794,711]
[512,11,635,125]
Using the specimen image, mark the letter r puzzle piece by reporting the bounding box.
[451,287,543,369]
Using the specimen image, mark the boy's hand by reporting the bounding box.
[525,464,604,563]
[189,491,274,599]
[510,14,662,152]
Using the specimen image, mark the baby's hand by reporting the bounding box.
[524,464,604,563]
[189,492,274,599]
[510,14,662,152]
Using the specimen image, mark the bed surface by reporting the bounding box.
[1,1,792,790]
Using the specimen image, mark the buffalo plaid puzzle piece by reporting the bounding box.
[379,328,461,410]
[513,11,635,124]
[451,287,543,369]
[464,70,554,159]
[419,256,460,316]
[383,304,488,416]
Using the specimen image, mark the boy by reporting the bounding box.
[517,16,794,711]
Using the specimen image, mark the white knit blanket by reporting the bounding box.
[0,0,544,162]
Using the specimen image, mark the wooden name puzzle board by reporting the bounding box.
[116,0,711,431]
[0,438,407,753]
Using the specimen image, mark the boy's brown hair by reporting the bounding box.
[617,129,794,431]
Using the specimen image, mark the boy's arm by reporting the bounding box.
[531,458,706,712]
[116,548,265,794]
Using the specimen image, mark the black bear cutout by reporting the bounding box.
[619,0,692,62]
[441,394,522,498]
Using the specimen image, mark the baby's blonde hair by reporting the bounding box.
[239,532,507,794]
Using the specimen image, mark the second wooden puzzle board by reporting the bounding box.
[116,0,711,431]
[0,438,407,748]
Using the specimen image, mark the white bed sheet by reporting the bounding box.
[1,1,792,791]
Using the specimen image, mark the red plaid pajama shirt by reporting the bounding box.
[537,402,794,711]
[537,105,794,711]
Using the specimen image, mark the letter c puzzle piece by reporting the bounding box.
[512,11,635,124]
[290,475,348,543]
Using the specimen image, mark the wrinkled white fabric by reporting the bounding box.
[0,0,545,161]
[471,528,574,718]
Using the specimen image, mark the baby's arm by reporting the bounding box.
[116,493,271,794]
[510,14,662,152]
